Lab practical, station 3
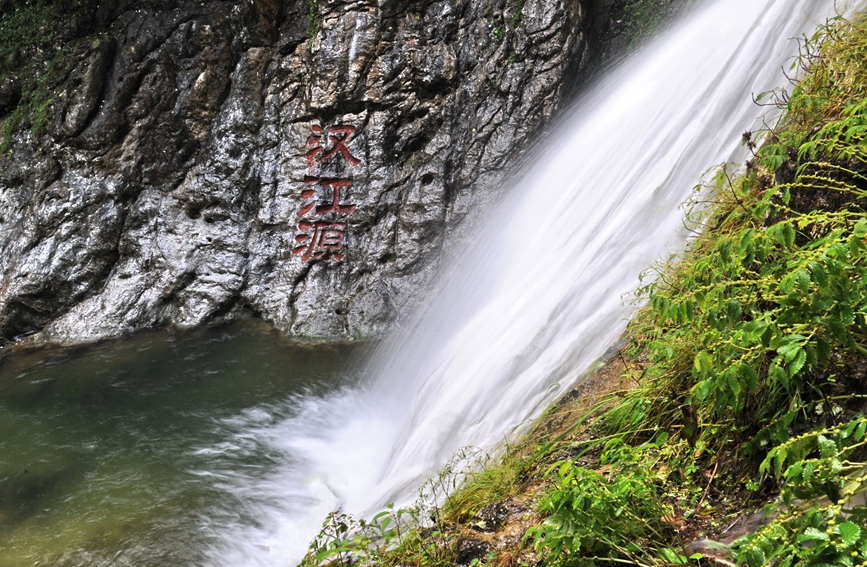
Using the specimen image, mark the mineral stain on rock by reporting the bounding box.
[0,0,675,347]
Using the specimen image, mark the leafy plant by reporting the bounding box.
[733,417,867,567]
[0,0,84,152]
[617,14,867,459]
[527,438,703,566]
[604,0,696,53]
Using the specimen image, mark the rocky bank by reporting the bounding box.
[0,0,685,346]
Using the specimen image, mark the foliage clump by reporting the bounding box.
[602,0,696,55]
[529,13,867,567]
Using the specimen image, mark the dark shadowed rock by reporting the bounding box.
[456,537,491,565]
[471,502,510,533]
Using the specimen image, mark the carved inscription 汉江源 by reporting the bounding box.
[293,124,361,262]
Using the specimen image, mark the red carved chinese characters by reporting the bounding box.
[320,126,361,166]
[294,221,347,261]
[293,124,361,262]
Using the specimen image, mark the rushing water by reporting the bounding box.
[1,0,863,565]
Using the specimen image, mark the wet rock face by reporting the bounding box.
[0,0,591,346]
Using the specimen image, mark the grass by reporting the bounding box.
[307,0,322,41]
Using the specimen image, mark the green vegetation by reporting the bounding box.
[0,0,61,65]
[0,0,78,152]
[0,56,61,153]
[300,11,867,567]
[485,0,526,64]
[604,0,696,54]
[527,13,867,567]
[307,0,322,41]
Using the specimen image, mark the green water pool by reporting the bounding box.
[0,321,366,566]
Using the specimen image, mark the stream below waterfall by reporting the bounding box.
[0,322,369,566]
[1,0,862,565]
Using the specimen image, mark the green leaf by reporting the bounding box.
[817,435,837,459]
[695,379,713,401]
[786,461,803,482]
[728,373,743,400]
[740,363,759,391]
[781,223,796,249]
[810,262,829,290]
[789,348,807,378]
[774,445,787,477]
[769,362,789,389]
[694,352,714,375]
[781,272,797,294]
[745,545,766,567]
[778,343,802,363]
[720,241,732,263]
[838,522,861,547]
[798,269,811,293]
[727,300,742,323]
[800,527,829,542]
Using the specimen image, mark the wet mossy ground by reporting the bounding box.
[0,0,102,150]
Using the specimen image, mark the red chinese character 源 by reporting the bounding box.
[294,123,361,263]
[293,221,347,261]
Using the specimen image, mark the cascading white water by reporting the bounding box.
[204,0,862,564]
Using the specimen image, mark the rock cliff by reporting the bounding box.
[0,0,680,346]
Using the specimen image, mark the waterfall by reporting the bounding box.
[205,0,858,564]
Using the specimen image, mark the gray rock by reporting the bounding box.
[0,0,660,346]
[456,537,491,566]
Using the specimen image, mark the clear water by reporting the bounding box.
[0,322,367,566]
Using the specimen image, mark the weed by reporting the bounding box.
[510,0,525,29]
[733,417,867,567]
[605,0,696,54]
[307,0,321,41]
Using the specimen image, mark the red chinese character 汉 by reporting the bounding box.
[306,124,360,169]
[307,125,323,169]
[293,221,347,261]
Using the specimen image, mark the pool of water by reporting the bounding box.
[0,321,368,566]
